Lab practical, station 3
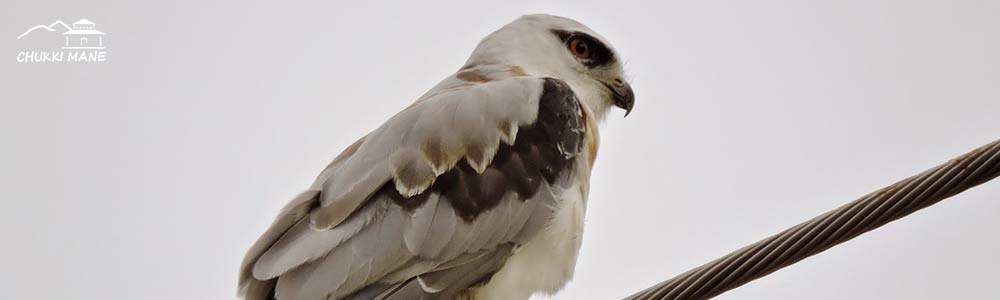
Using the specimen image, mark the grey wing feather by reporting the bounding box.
[274,200,408,300]
[404,194,458,258]
[418,244,514,299]
[238,190,321,300]
[270,187,557,300]
[346,245,514,300]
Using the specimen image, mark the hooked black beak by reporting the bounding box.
[605,81,635,117]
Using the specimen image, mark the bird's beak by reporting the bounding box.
[605,81,635,117]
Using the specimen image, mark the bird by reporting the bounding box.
[238,14,634,300]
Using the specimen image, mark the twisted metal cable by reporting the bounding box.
[625,139,1000,300]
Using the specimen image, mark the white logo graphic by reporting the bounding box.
[16,18,108,63]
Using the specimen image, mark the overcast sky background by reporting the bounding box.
[3,1,999,299]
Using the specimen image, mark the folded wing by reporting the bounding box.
[239,77,585,300]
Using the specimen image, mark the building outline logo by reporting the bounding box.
[15,18,109,63]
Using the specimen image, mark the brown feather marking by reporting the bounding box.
[465,143,489,171]
[422,139,448,171]
[496,120,514,143]
[391,153,435,195]
[581,103,600,168]
[508,65,527,76]
[456,70,491,83]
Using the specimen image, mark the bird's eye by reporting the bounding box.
[568,38,591,59]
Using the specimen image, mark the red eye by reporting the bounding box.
[568,38,591,59]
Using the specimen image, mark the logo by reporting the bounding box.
[16,18,108,63]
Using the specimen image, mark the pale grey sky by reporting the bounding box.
[2,1,998,300]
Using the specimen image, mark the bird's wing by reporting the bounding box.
[239,76,586,300]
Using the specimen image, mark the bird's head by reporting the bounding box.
[464,14,634,120]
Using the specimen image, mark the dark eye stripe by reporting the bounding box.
[551,30,616,68]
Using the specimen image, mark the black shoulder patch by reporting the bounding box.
[379,78,585,222]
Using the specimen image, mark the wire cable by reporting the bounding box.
[625,139,1000,300]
